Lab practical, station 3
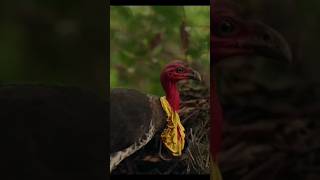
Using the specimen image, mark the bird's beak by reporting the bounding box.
[188,70,202,81]
[249,22,292,63]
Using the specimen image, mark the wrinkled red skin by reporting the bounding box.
[160,60,199,111]
[160,61,201,144]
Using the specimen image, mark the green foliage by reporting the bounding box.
[110,6,210,96]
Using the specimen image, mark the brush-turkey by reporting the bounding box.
[210,1,292,179]
[110,60,202,172]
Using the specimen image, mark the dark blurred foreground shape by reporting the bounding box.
[0,0,107,96]
[1,0,108,178]
[213,0,320,180]
[3,85,107,178]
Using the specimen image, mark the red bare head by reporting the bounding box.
[160,60,201,84]
[160,60,201,111]
[211,0,292,63]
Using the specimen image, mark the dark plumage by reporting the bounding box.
[110,88,166,154]
[110,88,166,172]
[110,61,201,172]
[2,84,107,178]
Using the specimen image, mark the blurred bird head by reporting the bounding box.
[211,0,292,63]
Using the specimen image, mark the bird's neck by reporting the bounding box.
[211,79,223,161]
[162,80,180,111]
[210,56,226,161]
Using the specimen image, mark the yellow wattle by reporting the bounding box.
[160,96,185,156]
[210,155,223,180]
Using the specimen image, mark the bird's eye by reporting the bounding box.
[215,18,235,36]
[176,67,184,73]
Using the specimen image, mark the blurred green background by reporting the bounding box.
[110,6,210,96]
[0,0,106,97]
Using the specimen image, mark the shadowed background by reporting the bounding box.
[214,0,320,180]
[0,0,107,97]
[0,0,108,178]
